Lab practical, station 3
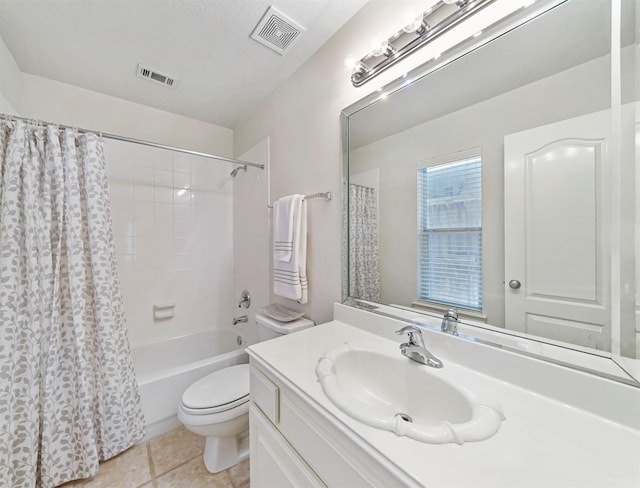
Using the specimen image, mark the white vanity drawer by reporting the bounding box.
[250,366,279,424]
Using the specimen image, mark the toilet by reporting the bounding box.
[178,312,314,473]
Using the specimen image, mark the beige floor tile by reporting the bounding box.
[155,457,233,488]
[149,426,205,476]
[61,443,152,488]
[227,459,250,488]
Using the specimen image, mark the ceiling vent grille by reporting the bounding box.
[136,64,176,88]
[250,6,306,55]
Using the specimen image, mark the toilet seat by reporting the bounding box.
[180,364,249,414]
[180,394,249,415]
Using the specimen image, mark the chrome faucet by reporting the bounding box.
[441,307,459,335]
[238,289,251,309]
[233,315,248,325]
[395,325,443,368]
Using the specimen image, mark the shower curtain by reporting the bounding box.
[0,118,145,488]
[349,184,381,302]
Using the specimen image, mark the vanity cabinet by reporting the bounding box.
[249,359,418,488]
[248,316,640,488]
[249,404,324,487]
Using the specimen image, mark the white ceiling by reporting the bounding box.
[0,0,368,128]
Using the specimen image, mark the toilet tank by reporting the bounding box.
[256,312,314,342]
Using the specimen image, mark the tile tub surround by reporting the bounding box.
[59,426,250,488]
[247,310,640,487]
[105,139,235,349]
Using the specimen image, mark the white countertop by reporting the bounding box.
[248,319,640,488]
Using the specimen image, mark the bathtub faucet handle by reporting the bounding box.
[233,315,248,326]
[238,289,251,309]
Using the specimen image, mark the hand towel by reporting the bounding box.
[274,196,308,303]
[273,195,302,262]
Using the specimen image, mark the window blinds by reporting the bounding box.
[417,155,482,311]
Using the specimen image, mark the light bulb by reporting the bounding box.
[370,40,394,57]
[402,15,424,33]
[344,57,356,70]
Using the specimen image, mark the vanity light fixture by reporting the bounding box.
[350,0,496,87]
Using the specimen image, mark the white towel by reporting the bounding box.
[273,195,301,262]
[273,196,308,303]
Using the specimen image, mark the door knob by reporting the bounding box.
[508,280,521,289]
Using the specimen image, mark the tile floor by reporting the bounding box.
[60,426,250,488]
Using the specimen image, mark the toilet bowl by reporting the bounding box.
[178,364,250,473]
[178,313,315,473]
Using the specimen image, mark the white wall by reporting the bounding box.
[0,34,21,114]
[349,54,610,326]
[18,73,233,156]
[233,0,541,324]
[0,34,22,115]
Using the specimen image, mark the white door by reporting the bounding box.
[504,110,611,351]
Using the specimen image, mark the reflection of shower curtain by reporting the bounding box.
[0,118,145,488]
[349,184,381,302]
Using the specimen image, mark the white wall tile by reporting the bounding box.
[154,186,173,204]
[106,161,132,183]
[174,237,192,254]
[129,144,155,168]
[133,166,154,186]
[173,204,191,222]
[153,149,173,171]
[115,236,135,255]
[154,169,173,188]
[154,202,173,221]
[173,154,191,173]
[133,184,154,202]
[107,144,234,348]
[173,220,191,238]
[173,172,190,190]
[173,189,191,205]
[174,252,192,270]
[154,220,173,237]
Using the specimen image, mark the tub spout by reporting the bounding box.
[233,315,248,326]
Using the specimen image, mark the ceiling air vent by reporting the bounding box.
[250,6,306,55]
[136,64,177,88]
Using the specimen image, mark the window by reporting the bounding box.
[417,151,482,311]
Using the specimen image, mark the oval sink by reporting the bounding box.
[315,343,505,445]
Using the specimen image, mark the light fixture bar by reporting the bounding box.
[351,0,496,87]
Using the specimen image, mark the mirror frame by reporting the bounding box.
[341,0,640,387]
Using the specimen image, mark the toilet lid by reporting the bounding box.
[182,364,249,409]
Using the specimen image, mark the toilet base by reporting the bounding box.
[203,428,250,473]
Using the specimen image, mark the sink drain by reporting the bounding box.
[395,412,413,423]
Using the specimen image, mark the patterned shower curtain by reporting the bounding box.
[349,184,381,302]
[0,118,145,488]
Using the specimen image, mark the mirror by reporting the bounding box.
[344,0,638,381]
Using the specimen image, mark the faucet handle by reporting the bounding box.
[395,325,424,346]
[444,307,458,320]
[395,325,421,335]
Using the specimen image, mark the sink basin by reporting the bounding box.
[315,343,505,445]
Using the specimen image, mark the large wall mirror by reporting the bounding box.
[343,0,639,384]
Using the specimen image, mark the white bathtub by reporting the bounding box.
[132,328,249,439]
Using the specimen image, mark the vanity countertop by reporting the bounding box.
[248,319,640,488]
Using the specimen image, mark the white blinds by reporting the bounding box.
[417,155,482,311]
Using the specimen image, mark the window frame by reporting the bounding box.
[416,147,483,312]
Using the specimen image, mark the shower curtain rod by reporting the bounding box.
[1,114,265,170]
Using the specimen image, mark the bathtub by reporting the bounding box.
[132,328,249,439]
